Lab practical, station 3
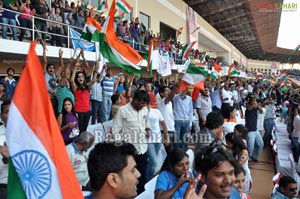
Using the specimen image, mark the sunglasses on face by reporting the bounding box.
[289,187,297,192]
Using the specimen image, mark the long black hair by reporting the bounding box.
[74,71,88,90]
[225,132,248,159]
[61,98,77,125]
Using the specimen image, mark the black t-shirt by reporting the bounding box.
[245,107,258,132]
[33,3,48,23]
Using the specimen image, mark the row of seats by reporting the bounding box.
[272,117,300,193]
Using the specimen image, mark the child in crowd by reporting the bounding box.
[234,164,252,199]
[111,94,121,119]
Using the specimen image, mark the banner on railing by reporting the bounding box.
[69,28,95,52]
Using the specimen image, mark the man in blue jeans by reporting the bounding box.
[173,88,193,151]
[1,3,18,40]
[263,98,275,147]
[102,68,115,121]
[245,94,264,162]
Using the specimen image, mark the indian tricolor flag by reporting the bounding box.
[97,0,108,11]
[213,62,222,73]
[99,0,143,76]
[256,70,265,81]
[181,63,208,91]
[276,72,287,84]
[81,12,102,41]
[181,41,197,59]
[147,38,154,77]
[116,0,133,14]
[6,42,83,199]
[228,63,240,77]
[176,27,183,42]
[288,77,300,89]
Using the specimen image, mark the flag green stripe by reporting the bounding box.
[149,61,152,77]
[230,70,240,76]
[8,158,27,199]
[99,33,142,77]
[116,2,130,13]
[292,84,299,89]
[81,27,93,41]
[186,64,208,76]
[181,44,188,58]
[4,0,17,3]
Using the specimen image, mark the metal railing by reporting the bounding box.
[0,7,186,64]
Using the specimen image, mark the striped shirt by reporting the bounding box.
[90,82,103,102]
[102,76,114,96]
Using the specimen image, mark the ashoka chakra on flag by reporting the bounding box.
[12,150,52,199]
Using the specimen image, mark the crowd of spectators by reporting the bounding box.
[1,43,300,198]
[0,0,232,69]
[286,69,300,79]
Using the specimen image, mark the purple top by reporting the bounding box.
[61,112,78,145]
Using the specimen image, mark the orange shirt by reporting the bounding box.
[224,118,237,123]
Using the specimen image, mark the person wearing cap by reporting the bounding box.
[145,103,168,181]
[1,68,17,99]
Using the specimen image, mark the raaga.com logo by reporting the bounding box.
[259,2,297,12]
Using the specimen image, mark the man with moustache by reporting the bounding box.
[85,142,141,199]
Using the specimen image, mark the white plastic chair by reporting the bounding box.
[135,175,158,199]
[186,149,195,170]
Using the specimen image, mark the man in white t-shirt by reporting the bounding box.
[66,131,94,190]
[194,87,212,128]
[146,105,168,181]
[222,84,233,105]
[157,84,179,152]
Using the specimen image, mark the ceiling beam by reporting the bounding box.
[210,11,250,26]
[187,0,208,6]
[218,20,252,32]
[222,26,255,35]
[202,0,247,17]
[238,44,260,49]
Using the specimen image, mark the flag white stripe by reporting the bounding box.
[7,102,62,199]
[107,43,142,69]
[116,1,131,13]
[182,73,205,85]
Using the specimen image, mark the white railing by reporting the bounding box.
[0,7,187,64]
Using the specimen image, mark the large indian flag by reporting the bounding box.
[288,77,300,89]
[99,0,143,76]
[181,41,197,59]
[6,42,83,199]
[81,12,102,42]
[228,63,240,77]
[147,38,154,77]
[181,63,208,90]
